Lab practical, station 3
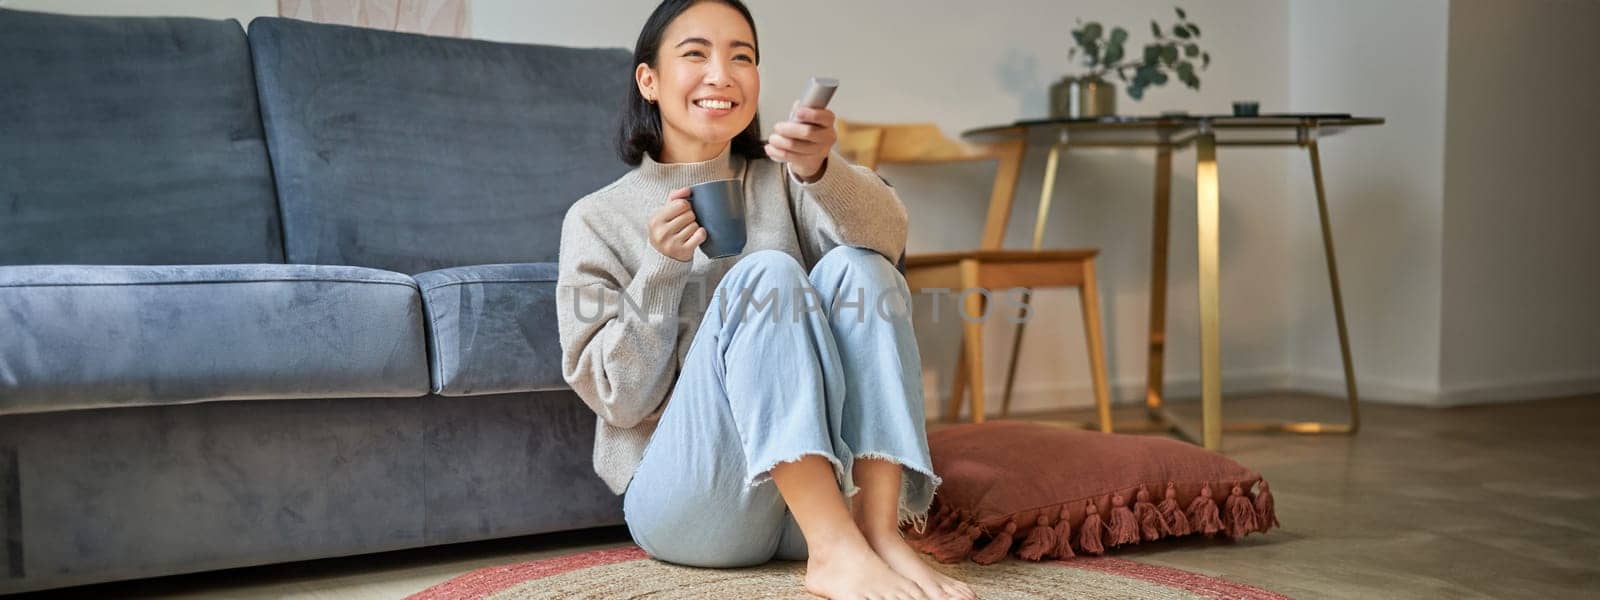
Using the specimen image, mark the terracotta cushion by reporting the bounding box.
[902,420,1279,564]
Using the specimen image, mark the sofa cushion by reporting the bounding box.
[0,264,429,415]
[247,17,634,275]
[0,8,283,266]
[413,263,565,396]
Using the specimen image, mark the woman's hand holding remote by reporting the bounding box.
[648,186,706,263]
[765,101,837,183]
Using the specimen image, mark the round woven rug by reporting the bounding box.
[407,545,1287,599]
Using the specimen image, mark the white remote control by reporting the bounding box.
[790,76,838,121]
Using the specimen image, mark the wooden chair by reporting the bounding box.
[835,119,1112,431]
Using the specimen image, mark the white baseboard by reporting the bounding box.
[1293,369,1600,407]
[924,368,1600,416]
[1436,371,1600,406]
[1285,371,1440,406]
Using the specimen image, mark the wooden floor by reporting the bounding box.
[20,394,1600,599]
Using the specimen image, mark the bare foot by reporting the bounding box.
[864,529,978,600]
[805,535,930,600]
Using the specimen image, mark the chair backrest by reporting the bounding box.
[835,119,1025,251]
[0,8,285,266]
[248,17,633,274]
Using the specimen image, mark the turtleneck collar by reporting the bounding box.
[636,143,742,191]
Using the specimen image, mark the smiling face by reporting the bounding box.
[635,1,760,163]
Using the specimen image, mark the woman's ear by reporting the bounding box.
[635,63,657,103]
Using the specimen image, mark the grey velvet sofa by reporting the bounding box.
[0,8,636,593]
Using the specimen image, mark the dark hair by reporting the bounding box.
[617,0,767,166]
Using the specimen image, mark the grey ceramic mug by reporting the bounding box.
[687,178,747,259]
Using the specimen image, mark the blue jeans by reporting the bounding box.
[622,247,941,567]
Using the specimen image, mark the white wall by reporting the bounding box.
[1284,0,1450,404]
[1285,0,1600,407]
[1438,0,1600,404]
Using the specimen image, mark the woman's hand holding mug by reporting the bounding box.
[648,186,706,263]
[766,101,838,183]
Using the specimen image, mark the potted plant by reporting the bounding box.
[1050,6,1212,118]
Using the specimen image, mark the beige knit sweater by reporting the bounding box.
[556,143,909,495]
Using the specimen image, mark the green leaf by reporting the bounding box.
[1173,25,1191,39]
[1136,65,1159,84]
[1176,6,1187,19]
[1085,41,1101,67]
[1110,27,1129,45]
[1103,42,1124,65]
[1128,84,1145,100]
[1202,51,1211,68]
[1162,45,1179,65]
[1176,61,1197,88]
[1185,43,1199,57]
[1143,45,1162,64]
[1151,20,1162,38]
[1151,70,1169,85]
[1083,22,1102,40]
[1116,67,1128,82]
[1188,23,1201,37]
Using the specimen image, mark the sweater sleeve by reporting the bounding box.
[786,148,910,269]
[556,206,692,430]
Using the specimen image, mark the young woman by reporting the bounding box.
[556,2,975,599]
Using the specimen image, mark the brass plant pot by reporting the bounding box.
[1049,75,1116,118]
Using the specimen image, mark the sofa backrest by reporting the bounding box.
[247,17,634,275]
[0,8,285,266]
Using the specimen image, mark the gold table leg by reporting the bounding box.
[1195,133,1223,451]
[1136,136,1221,448]
[1000,143,1062,415]
[1141,130,1361,444]
[1305,136,1361,434]
[1145,147,1173,420]
[1135,145,1204,443]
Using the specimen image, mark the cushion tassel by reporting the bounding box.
[1134,486,1163,541]
[1254,480,1280,532]
[918,505,954,539]
[971,519,1017,565]
[1050,505,1075,559]
[910,508,964,553]
[1107,493,1140,546]
[930,522,982,564]
[1224,485,1258,540]
[1016,513,1057,561]
[1187,485,1224,537]
[1158,483,1191,536]
[1077,501,1106,555]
